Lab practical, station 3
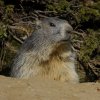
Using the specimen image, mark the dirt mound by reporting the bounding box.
[0,76,100,100]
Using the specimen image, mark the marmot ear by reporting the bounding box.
[35,16,49,27]
[35,19,41,25]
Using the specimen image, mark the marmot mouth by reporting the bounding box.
[61,39,70,43]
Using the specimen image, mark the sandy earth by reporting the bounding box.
[0,76,100,100]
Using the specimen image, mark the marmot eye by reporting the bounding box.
[50,23,55,27]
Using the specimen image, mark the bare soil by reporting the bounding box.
[0,76,100,100]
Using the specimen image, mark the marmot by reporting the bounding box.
[10,17,79,83]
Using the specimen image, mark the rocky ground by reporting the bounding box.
[0,76,100,100]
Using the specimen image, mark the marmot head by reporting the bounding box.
[35,17,73,43]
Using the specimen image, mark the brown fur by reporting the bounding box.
[37,42,79,82]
